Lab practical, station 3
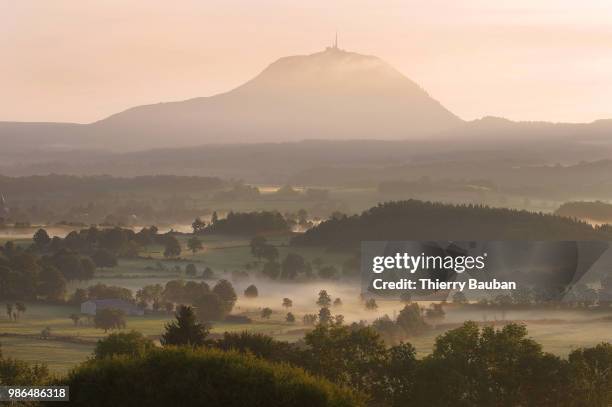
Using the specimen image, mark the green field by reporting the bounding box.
[2,230,611,374]
[0,302,300,373]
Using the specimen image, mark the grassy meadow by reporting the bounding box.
[1,229,611,373]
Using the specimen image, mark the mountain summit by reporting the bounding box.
[0,47,462,151]
[90,47,462,148]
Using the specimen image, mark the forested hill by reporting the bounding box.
[292,200,612,249]
[0,174,227,197]
[555,201,612,223]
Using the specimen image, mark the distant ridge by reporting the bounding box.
[90,47,462,148]
[0,48,462,151]
[1,47,612,153]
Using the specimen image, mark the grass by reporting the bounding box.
[3,233,611,373]
[0,336,94,374]
[1,304,610,374]
[0,307,292,341]
[0,302,297,373]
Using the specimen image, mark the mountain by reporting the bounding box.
[0,47,462,151]
[2,47,612,155]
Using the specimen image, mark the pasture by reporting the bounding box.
[1,230,611,373]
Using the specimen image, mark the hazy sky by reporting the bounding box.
[2,0,612,123]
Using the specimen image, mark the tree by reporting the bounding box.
[396,303,428,336]
[211,211,219,224]
[14,302,26,319]
[69,313,81,326]
[333,298,342,307]
[33,228,51,248]
[60,347,363,406]
[185,263,198,276]
[187,236,203,255]
[0,350,50,386]
[202,266,214,279]
[94,331,155,359]
[365,298,378,311]
[304,323,388,396]
[41,326,52,339]
[6,303,13,321]
[281,253,309,279]
[163,235,182,258]
[136,284,164,309]
[384,342,418,405]
[54,252,93,281]
[316,290,332,307]
[206,211,289,235]
[318,307,332,325]
[212,280,237,314]
[250,236,279,263]
[88,283,133,302]
[260,245,279,263]
[70,288,88,305]
[94,308,126,333]
[282,298,293,308]
[303,314,318,325]
[261,307,273,319]
[286,312,295,323]
[161,305,209,347]
[262,261,281,279]
[213,331,299,365]
[191,217,206,234]
[244,284,258,298]
[414,322,565,407]
[372,315,402,344]
[568,342,612,406]
[38,266,67,301]
[194,292,226,321]
[80,257,96,279]
[92,249,118,268]
[250,236,267,259]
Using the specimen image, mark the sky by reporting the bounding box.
[1,0,612,123]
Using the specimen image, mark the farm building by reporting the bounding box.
[81,299,144,316]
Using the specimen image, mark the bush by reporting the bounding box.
[0,353,50,386]
[56,347,363,407]
[94,331,155,359]
[244,284,259,298]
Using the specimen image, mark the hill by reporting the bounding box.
[292,200,612,249]
[555,201,612,223]
[0,47,461,151]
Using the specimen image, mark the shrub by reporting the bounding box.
[57,347,363,407]
[94,331,155,359]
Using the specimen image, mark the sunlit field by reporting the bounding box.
[1,230,611,374]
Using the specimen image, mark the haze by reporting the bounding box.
[2,0,612,124]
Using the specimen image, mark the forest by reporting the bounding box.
[293,200,612,249]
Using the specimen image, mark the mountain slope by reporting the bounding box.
[0,48,462,151]
[90,47,462,148]
[1,48,611,153]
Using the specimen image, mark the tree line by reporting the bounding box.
[0,226,162,302]
[292,200,612,249]
[4,306,609,406]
